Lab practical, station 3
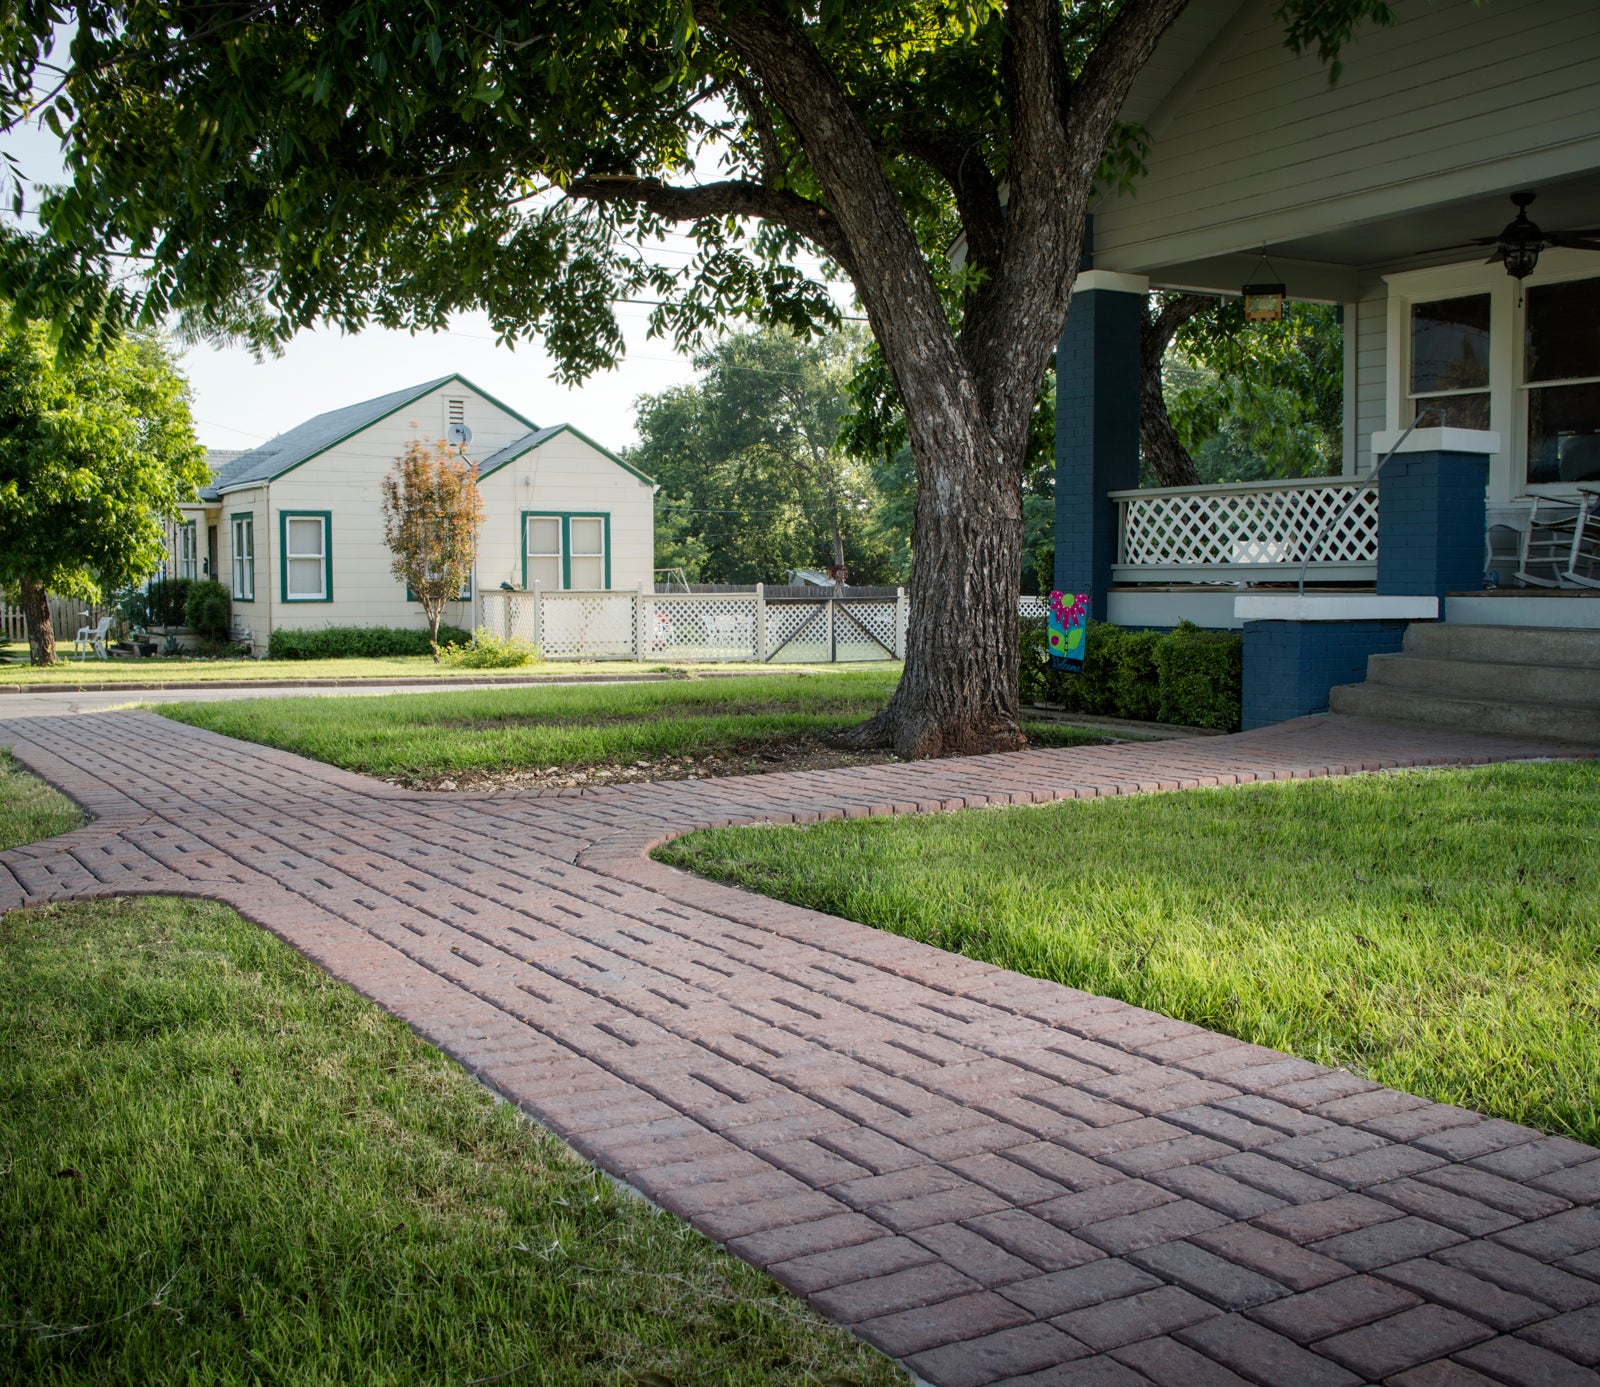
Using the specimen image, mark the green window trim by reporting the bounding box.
[405,577,473,602]
[231,511,255,602]
[521,511,611,590]
[279,510,334,603]
[176,519,199,580]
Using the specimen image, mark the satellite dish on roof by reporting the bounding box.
[447,422,473,448]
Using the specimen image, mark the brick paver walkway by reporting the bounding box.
[3,709,1598,1387]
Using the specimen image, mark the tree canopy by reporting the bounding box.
[636,326,899,587]
[0,319,206,664]
[0,0,1396,751]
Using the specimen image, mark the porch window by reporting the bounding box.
[1409,294,1491,430]
[1523,277,1600,485]
[231,514,254,601]
[524,515,562,589]
[281,512,332,601]
[569,516,607,589]
[176,521,199,580]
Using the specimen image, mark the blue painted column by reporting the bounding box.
[1373,430,1495,598]
[1054,271,1148,621]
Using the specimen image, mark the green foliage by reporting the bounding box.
[1021,621,1242,732]
[183,579,231,642]
[634,326,899,586]
[1163,300,1345,483]
[267,625,471,661]
[143,578,193,628]
[1154,623,1245,731]
[659,759,1600,1145]
[0,321,206,601]
[437,628,539,669]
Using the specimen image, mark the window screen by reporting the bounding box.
[285,515,327,599]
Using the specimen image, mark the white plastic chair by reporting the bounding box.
[1566,483,1600,588]
[73,614,113,658]
[1518,497,1583,587]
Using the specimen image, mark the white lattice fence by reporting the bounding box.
[1114,478,1379,580]
[478,587,911,663]
[648,593,760,661]
[538,592,637,660]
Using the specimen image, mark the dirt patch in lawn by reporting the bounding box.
[383,735,905,793]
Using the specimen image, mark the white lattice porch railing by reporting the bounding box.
[1111,476,1379,584]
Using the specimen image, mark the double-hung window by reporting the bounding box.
[523,513,609,589]
[281,512,332,601]
[231,514,255,600]
[177,521,199,580]
[1523,277,1600,486]
[1408,294,1492,431]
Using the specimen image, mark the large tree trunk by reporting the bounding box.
[18,577,56,666]
[841,425,1025,759]
[1140,293,1211,488]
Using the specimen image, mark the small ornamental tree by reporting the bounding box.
[380,439,484,659]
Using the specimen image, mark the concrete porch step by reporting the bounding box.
[1404,621,1600,667]
[1329,681,1600,746]
[1364,652,1600,708]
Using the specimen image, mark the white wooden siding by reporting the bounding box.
[1354,280,1389,476]
[475,431,656,594]
[202,384,651,647]
[1095,0,1600,271]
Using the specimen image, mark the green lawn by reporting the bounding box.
[0,762,901,1385]
[658,761,1600,1146]
[0,749,83,849]
[155,671,1112,782]
[0,641,892,685]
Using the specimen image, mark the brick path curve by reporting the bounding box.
[3,709,1598,1387]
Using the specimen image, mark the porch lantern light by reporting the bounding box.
[1242,282,1286,322]
[1241,248,1286,321]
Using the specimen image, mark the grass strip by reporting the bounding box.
[0,892,903,1385]
[0,748,83,850]
[658,762,1600,1145]
[155,672,1110,779]
[0,644,902,685]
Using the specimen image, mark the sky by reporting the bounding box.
[2,111,846,456]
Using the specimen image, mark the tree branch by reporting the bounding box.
[1068,0,1192,148]
[728,73,784,187]
[901,131,1006,281]
[563,173,853,275]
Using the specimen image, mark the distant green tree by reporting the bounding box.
[1162,300,1344,483]
[632,327,897,587]
[0,321,206,664]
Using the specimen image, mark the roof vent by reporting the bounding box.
[446,397,466,428]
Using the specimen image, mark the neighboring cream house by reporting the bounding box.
[167,375,655,651]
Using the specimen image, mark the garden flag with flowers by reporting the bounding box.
[1048,590,1089,672]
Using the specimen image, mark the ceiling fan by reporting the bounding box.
[1471,191,1600,280]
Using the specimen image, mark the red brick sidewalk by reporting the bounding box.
[3,710,1597,1387]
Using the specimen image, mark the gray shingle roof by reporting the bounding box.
[476,425,566,477]
[199,376,457,499]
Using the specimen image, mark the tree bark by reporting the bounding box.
[688,0,1189,758]
[18,577,56,666]
[1140,294,1211,488]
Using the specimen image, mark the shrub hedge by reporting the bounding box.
[437,628,540,669]
[184,580,232,642]
[1021,619,1242,731]
[267,624,472,660]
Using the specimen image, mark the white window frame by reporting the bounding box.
[231,514,255,601]
[177,520,199,580]
[281,511,331,602]
[1384,249,1600,506]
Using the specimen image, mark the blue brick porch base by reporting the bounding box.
[1241,619,1410,730]
[1376,450,1490,597]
